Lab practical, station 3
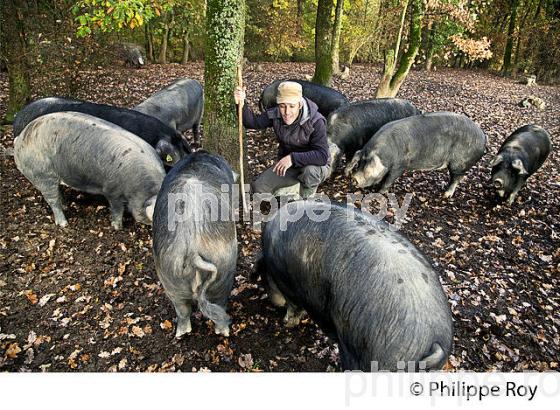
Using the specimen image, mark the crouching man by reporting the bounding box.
[234,81,330,199]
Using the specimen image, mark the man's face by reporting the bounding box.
[278,101,302,125]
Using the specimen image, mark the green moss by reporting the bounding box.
[203,0,246,168]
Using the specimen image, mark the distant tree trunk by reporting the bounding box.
[158,23,170,63]
[347,34,374,66]
[312,0,335,86]
[145,22,154,61]
[331,0,345,75]
[182,30,190,64]
[513,3,532,72]
[377,0,409,96]
[204,0,245,170]
[376,0,424,98]
[424,21,437,71]
[502,0,519,75]
[1,0,31,124]
[296,0,303,36]
[158,12,174,64]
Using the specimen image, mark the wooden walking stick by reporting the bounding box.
[237,65,248,215]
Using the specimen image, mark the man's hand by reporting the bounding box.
[273,155,293,177]
[234,86,246,105]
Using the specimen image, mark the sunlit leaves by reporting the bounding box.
[72,0,173,37]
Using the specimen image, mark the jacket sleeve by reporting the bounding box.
[241,104,273,129]
[290,118,329,167]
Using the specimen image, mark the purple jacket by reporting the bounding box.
[242,98,329,167]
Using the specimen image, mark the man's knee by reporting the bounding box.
[250,180,264,194]
[298,165,329,188]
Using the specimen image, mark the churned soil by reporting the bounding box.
[0,62,558,372]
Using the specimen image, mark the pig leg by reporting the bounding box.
[377,168,402,194]
[107,197,125,230]
[443,172,466,198]
[168,294,193,338]
[192,123,201,142]
[36,180,68,227]
[265,275,287,308]
[338,340,361,371]
[284,302,305,328]
[506,187,522,205]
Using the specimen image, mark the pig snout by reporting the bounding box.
[493,179,504,189]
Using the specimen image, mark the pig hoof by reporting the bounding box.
[111,221,122,230]
[442,190,454,199]
[284,317,300,328]
[175,321,192,339]
[283,313,302,328]
[56,219,68,228]
[215,326,230,337]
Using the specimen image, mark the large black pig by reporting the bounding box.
[327,99,421,169]
[14,112,165,229]
[134,78,204,140]
[345,112,486,197]
[259,79,349,118]
[256,200,454,371]
[13,97,191,166]
[491,124,552,205]
[152,151,237,338]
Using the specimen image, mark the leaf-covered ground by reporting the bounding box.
[0,62,558,372]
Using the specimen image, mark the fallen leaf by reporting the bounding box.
[23,290,38,305]
[160,320,173,331]
[5,343,22,358]
[131,325,145,338]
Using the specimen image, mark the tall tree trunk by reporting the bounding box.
[331,0,345,75]
[204,0,245,171]
[312,0,335,86]
[182,30,190,64]
[513,1,533,72]
[296,0,303,37]
[424,21,437,71]
[377,0,410,97]
[503,0,519,75]
[158,11,174,64]
[376,0,424,98]
[1,0,31,124]
[145,22,154,62]
[158,21,170,64]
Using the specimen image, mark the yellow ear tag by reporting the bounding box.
[166,155,173,163]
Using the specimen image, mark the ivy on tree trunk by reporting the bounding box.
[312,0,335,86]
[1,0,31,124]
[203,0,245,171]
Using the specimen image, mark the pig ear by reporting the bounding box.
[490,154,503,167]
[231,171,239,182]
[512,159,528,175]
[344,150,361,177]
[372,154,387,175]
[156,141,175,164]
